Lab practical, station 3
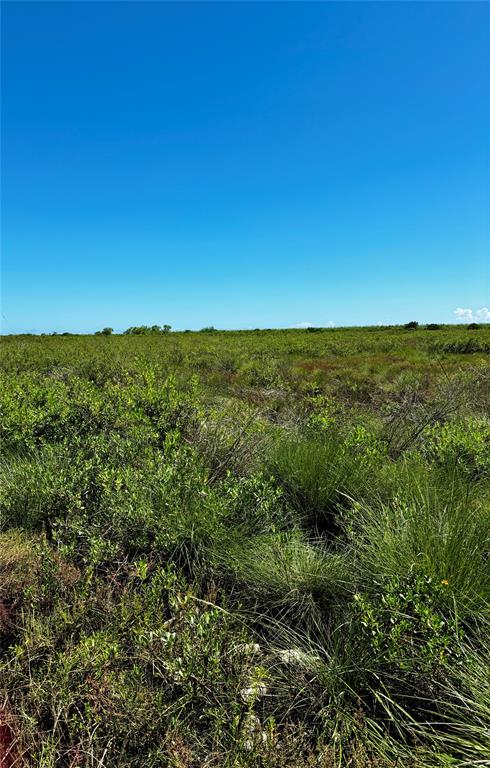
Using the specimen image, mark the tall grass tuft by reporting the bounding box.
[350,466,490,614]
[267,434,371,533]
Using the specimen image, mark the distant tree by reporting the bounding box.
[199,326,216,333]
[426,323,441,330]
[95,327,113,336]
[404,321,419,330]
[123,325,171,335]
[468,323,480,330]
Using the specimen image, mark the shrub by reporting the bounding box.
[422,417,490,479]
[0,565,260,766]
[353,572,461,672]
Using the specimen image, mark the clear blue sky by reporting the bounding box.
[2,1,489,333]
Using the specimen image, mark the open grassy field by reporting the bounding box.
[1,325,489,767]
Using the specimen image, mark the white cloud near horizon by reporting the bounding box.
[293,320,335,328]
[454,307,490,323]
[294,321,315,328]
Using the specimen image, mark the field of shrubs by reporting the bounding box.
[1,325,489,767]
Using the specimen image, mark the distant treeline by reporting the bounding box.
[4,322,487,337]
[120,325,172,335]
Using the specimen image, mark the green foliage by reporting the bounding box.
[2,563,264,765]
[354,572,461,671]
[123,324,171,334]
[267,433,375,530]
[349,476,490,614]
[0,327,489,766]
[423,417,490,479]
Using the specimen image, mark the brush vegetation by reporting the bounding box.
[0,325,489,767]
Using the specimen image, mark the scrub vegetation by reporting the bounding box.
[1,324,489,767]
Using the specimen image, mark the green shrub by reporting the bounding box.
[1,565,258,766]
[422,417,490,479]
[353,572,461,672]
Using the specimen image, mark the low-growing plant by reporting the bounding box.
[422,416,490,479]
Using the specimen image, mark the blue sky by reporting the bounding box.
[2,1,489,333]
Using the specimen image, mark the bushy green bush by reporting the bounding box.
[2,562,266,766]
[354,572,461,672]
[422,417,490,479]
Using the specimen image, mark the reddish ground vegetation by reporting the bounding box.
[0,707,18,768]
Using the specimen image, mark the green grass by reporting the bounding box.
[0,326,489,766]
